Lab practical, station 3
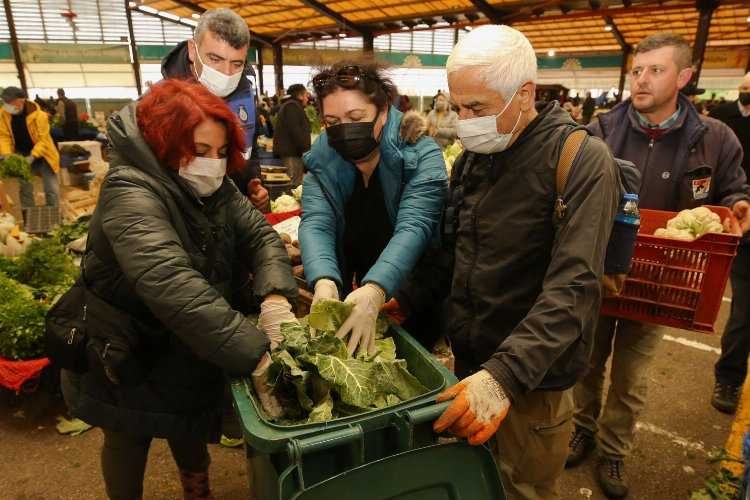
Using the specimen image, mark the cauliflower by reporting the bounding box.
[655,207,724,241]
[292,185,303,202]
[271,194,301,213]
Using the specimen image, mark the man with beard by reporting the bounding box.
[568,33,750,499]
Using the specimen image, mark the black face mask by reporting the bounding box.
[739,92,750,106]
[326,111,381,162]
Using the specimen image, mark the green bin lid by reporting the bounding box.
[291,442,505,500]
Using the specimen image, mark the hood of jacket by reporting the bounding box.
[161,40,253,98]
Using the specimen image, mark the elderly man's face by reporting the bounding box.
[448,66,533,137]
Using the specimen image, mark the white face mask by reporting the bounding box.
[457,88,522,154]
[179,156,227,197]
[3,103,21,115]
[193,41,243,98]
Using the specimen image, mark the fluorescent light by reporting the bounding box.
[547,49,556,56]
[159,11,179,21]
[604,24,613,32]
[465,26,472,31]
[415,23,428,29]
[128,1,136,7]
[139,5,157,14]
[401,26,410,31]
[191,13,200,19]
[338,33,346,38]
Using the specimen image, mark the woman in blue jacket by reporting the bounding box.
[300,61,447,356]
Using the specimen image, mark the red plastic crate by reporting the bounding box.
[601,205,740,333]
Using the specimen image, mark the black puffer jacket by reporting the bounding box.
[68,103,297,440]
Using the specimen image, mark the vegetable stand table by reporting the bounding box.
[231,324,506,500]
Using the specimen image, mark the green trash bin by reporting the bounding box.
[230,323,460,500]
[291,442,505,500]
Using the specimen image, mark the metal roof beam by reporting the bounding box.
[467,0,502,24]
[604,15,629,51]
[298,0,367,36]
[692,0,719,85]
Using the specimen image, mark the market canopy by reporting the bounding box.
[138,0,750,53]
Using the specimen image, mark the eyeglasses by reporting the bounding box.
[312,65,368,92]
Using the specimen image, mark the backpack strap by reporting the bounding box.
[554,129,588,220]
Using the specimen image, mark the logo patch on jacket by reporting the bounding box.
[238,105,248,123]
[692,177,711,200]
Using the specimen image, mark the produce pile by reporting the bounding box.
[260,300,428,424]
[0,215,83,360]
[271,194,300,214]
[653,207,724,241]
[0,154,32,181]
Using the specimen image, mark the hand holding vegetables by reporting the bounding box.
[433,369,511,446]
[312,278,339,305]
[254,296,298,419]
[258,295,298,348]
[336,283,386,356]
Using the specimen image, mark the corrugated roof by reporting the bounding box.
[137,0,750,52]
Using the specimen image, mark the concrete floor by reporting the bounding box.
[0,293,741,499]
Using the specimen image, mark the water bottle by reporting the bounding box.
[617,194,641,226]
[604,193,640,275]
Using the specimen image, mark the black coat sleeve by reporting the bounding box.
[481,136,620,401]
[98,174,270,375]
[227,188,298,302]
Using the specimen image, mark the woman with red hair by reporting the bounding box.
[61,79,297,499]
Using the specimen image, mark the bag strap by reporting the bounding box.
[554,129,588,219]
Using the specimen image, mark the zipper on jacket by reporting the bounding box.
[465,171,495,313]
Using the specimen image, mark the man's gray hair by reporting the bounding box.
[446,25,537,99]
[194,8,250,49]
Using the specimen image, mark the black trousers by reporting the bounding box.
[101,429,210,500]
[715,244,750,386]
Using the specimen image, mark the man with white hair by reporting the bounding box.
[395,25,620,499]
[709,73,750,414]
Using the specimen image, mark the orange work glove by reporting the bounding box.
[433,369,511,445]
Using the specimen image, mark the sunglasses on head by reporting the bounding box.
[312,65,369,92]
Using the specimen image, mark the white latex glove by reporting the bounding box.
[336,283,386,356]
[258,296,297,349]
[312,279,339,305]
[252,353,284,419]
[433,369,511,445]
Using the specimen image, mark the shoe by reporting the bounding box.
[596,457,628,498]
[712,381,741,414]
[566,425,595,468]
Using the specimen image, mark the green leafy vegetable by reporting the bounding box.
[0,154,32,181]
[52,216,90,246]
[308,299,353,332]
[15,238,78,297]
[258,300,428,424]
[0,273,49,360]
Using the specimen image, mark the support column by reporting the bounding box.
[691,0,718,87]
[363,31,374,55]
[256,45,265,96]
[273,44,284,96]
[617,46,631,103]
[3,0,27,92]
[125,2,143,96]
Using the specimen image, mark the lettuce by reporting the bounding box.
[260,299,427,424]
